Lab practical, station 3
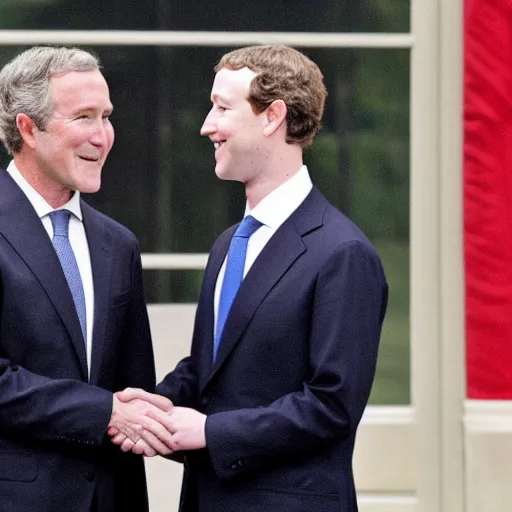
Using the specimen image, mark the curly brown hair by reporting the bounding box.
[215,45,327,148]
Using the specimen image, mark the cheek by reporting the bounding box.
[61,129,87,150]
[217,116,236,135]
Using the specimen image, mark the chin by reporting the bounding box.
[215,166,243,182]
[78,179,102,194]
[215,163,227,177]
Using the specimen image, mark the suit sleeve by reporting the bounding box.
[205,240,388,479]
[156,356,199,408]
[0,362,113,444]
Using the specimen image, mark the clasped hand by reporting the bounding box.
[108,388,206,457]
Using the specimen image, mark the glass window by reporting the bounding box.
[144,270,204,303]
[0,0,409,32]
[0,45,410,404]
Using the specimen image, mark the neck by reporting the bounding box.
[14,153,72,208]
[245,146,303,209]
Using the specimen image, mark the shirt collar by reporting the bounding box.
[7,160,83,221]
[245,165,313,229]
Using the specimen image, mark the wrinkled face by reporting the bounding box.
[32,69,114,194]
[200,67,268,183]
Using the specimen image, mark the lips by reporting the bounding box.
[78,155,101,162]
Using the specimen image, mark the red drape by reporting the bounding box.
[464,0,512,398]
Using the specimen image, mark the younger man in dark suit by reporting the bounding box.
[115,44,388,512]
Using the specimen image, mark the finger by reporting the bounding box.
[145,404,176,429]
[118,389,174,412]
[120,438,135,452]
[139,415,175,454]
[143,446,158,457]
[143,409,175,446]
[140,429,173,456]
[132,439,156,457]
[108,426,119,437]
[136,393,174,412]
[115,387,147,402]
[111,433,128,445]
[113,421,143,444]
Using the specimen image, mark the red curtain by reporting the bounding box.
[464,0,512,398]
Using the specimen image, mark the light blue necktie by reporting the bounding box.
[49,210,87,345]
[214,215,263,360]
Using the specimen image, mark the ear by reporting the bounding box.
[16,113,39,150]
[263,99,287,138]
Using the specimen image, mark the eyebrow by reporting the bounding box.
[72,105,114,115]
[211,93,230,104]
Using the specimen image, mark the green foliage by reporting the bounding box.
[305,133,342,207]
[370,239,410,404]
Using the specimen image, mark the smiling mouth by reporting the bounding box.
[213,141,226,150]
[78,156,100,162]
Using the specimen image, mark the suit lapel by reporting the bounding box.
[202,187,327,390]
[81,202,114,386]
[196,226,234,389]
[0,171,88,379]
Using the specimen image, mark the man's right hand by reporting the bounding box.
[108,391,174,457]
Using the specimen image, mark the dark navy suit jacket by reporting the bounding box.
[0,170,156,512]
[158,187,388,512]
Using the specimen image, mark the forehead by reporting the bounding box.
[211,67,257,99]
[49,69,112,111]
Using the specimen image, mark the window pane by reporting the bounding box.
[0,0,409,32]
[303,49,410,404]
[144,270,204,303]
[0,45,410,404]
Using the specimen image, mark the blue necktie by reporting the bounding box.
[214,215,263,360]
[49,210,87,345]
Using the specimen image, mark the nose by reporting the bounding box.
[89,119,110,147]
[200,108,216,137]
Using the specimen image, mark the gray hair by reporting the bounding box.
[0,46,100,154]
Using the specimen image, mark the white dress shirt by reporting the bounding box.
[7,161,94,376]
[214,165,313,335]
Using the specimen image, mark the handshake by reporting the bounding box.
[107,388,207,457]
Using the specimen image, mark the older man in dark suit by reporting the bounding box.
[115,45,388,512]
[0,46,173,512]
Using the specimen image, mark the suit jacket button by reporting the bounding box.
[231,463,237,469]
[85,471,95,482]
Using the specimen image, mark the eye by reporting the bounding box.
[75,114,92,121]
[217,105,228,112]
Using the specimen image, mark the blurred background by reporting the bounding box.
[0,0,411,405]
